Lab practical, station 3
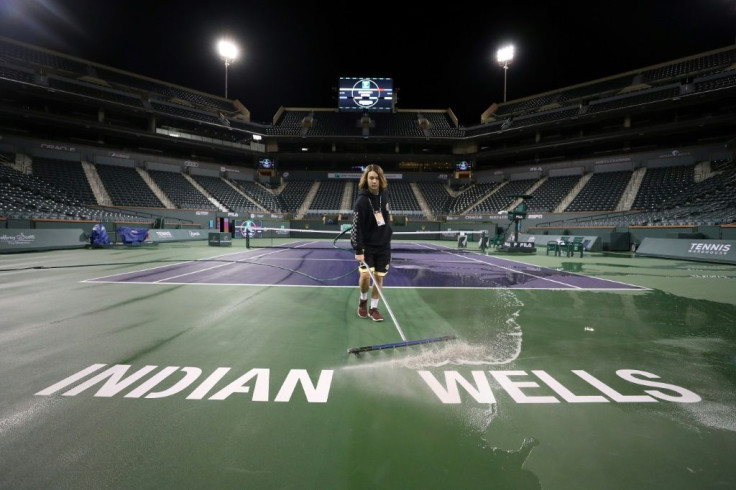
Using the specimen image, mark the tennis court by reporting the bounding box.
[84,233,646,291]
[1,234,735,489]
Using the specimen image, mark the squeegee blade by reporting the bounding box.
[348,335,456,355]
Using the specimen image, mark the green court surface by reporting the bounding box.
[1,241,735,489]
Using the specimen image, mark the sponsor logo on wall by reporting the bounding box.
[688,243,732,256]
[0,232,36,245]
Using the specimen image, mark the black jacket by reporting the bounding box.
[351,189,392,253]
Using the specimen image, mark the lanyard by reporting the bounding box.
[368,194,382,214]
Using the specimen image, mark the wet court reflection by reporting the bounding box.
[390,252,642,289]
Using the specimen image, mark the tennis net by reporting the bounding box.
[241,227,493,252]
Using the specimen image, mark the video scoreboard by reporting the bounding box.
[338,77,394,112]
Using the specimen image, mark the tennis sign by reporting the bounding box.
[636,238,736,264]
[35,364,701,404]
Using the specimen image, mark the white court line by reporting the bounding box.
[407,243,584,289]
[150,246,306,283]
[488,253,652,290]
[406,243,650,290]
[84,246,295,283]
[361,262,407,342]
[84,259,205,282]
[82,280,647,291]
[85,241,648,291]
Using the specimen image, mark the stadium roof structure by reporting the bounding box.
[1,36,735,171]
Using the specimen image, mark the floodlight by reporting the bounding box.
[495,44,515,102]
[218,40,239,61]
[217,39,240,98]
[496,45,515,66]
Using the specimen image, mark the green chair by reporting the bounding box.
[546,240,560,256]
[569,237,585,257]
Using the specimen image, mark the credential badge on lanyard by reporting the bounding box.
[371,195,385,226]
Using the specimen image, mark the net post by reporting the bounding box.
[245,232,250,249]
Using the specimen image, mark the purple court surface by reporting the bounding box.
[87,243,646,290]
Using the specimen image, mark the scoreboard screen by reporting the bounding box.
[338,77,394,112]
[455,160,473,171]
[257,158,276,169]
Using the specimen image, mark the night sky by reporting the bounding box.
[1,0,734,125]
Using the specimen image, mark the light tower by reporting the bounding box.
[217,39,239,99]
[496,44,515,103]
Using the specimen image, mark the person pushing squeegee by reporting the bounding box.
[347,262,457,356]
[348,164,455,355]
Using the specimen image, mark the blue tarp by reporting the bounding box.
[89,224,110,247]
[118,227,149,245]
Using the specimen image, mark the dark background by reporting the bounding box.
[1,0,734,125]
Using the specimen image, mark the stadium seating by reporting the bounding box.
[631,165,695,211]
[694,70,736,94]
[527,175,580,212]
[416,182,452,216]
[190,175,252,212]
[512,107,581,128]
[640,49,736,84]
[0,163,147,221]
[2,35,736,230]
[278,180,313,214]
[308,180,346,215]
[0,64,35,84]
[48,76,145,108]
[587,85,681,114]
[96,164,163,208]
[148,169,214,210]
[369,112,424,137]
[423,113,464,137]
[387,181,422,216]
[447,182,501,214]
[151,101,223,125]
[0,38,88,73]
[472,179,535,214]
[648,162,736,225]
[231,180,286,213]
[565,171,632,212]
[266,111,306,136]
[32,157,97,205]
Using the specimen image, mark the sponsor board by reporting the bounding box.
[637,238,736,264]
[687,242,732,256]
[41,143,77,152]
[0,229,87,251]
[0,231,36,246]
[151,230,173,239]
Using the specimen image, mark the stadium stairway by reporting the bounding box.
[137,167,176,209]
[410,182,434,219]
[81,161,111,206]
[617,167,646,211]
[341,181,354,211]
[296,181,320,219]
[555,173,591,212]
[224,178,267,212]
[183,173,227,212]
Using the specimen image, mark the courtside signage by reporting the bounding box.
[687,242,731,256]
[636,238,736,264]
[36,364,701,404]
